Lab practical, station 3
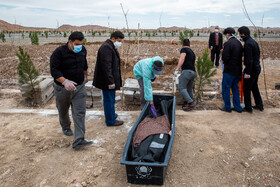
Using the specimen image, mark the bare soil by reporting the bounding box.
[0,102,279,187]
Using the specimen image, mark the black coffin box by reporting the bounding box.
[120,94,176,185]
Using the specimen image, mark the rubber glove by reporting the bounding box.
[108,84,115,89]
[174,69,179,77]
[150,103,157,118]
[244,73,251,79]
[62,79,77,91]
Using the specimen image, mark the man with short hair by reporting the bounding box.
[50,31,92,150]
[209,26,223,67]
[133,56,164,117]
[93,31,125,126]
[219,27,243,113]
[174,39,196,111]
[238,26,263,113]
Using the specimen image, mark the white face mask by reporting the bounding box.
[114,41,122,49]
[215,29,219,32]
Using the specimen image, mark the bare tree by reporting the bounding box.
[241,0,269,101]
[120,3,131,106]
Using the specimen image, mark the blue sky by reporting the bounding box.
[0,0,280,29]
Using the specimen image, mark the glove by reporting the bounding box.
[62,79,77,91]
[150,103,157,118]
[174,69,179,77]
[83,75,88,84]
[151,77,156,82]
[108,84,115,89]
[244,73,251,79]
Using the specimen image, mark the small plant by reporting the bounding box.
[197,31,200,37]
[17,47,40,105]
[179,32,185,44]
[195,48,217,102]
[0,32,5,42]
[44,31,49,38]
[83,37,87,45]
[63,32,67,38]
[91,31,96,37]
[189,30,194,38]
[254,32,258,39]
[30,32,39,45]
[21,32,25,39]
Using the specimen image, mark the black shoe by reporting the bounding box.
[115,113,118,119]
[72,139,93,150]
[62,128,73,136]
[242,107,253,113]
[109,120,124,126]
[219,107,232,113]
[232,108,242,113]
[253,105,264,111]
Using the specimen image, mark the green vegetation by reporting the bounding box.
[30,32,39,45]
[17,47,40,105]
[195,48,217,102]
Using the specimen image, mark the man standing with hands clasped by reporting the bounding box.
[93,31,125,126]
[50,31,92,150]
[209,26,223,68]
[238,26,264,113]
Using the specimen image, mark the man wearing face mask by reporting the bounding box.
[93,31,125,126]
[219,27,243,113]
[238,26,263,113]
[133,56,164,116]
[209,26,223,68]
[50,31,92,150]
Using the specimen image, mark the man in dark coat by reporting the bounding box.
[238,26,263,113]
[219,27,243,113]
[93,31,125,126]
[209,26,223,67]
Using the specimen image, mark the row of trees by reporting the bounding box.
[0,28,272,46]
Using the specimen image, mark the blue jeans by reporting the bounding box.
[102,90,116,126]
[222,73,242,111]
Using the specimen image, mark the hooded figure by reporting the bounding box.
[133,56,164,117]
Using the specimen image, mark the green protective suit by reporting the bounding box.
[133,56,164,101]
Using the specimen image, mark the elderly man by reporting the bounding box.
[209,26,223,67]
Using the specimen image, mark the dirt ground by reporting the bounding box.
[0,99,279,187]
[0,39,280,186]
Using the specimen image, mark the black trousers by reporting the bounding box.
[243,66,263,110]
[211,46,220,67]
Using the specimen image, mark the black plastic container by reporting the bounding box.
[120,94,176,185]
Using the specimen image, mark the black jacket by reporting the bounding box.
[93,39,122,90]
[222,37,243,77]
[243,36,261,75]
[50,43,88,86]
[209,32,223,50]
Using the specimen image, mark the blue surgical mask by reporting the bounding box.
[73,45,82,53]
